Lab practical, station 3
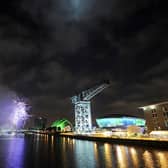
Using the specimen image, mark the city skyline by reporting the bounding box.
[0,0,168,125]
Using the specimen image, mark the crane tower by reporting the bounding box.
[71,81,110,133]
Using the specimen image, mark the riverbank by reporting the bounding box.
[60,132,168,149]
[24,131,168,149]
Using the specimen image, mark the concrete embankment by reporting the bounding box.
[60,133,168,149]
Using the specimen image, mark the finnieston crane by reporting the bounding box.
[71,80,110,133]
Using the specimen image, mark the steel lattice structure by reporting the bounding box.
[71,81,110,133]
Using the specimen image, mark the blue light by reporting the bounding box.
[96,117,145,128]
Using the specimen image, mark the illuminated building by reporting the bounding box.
[139,101,168,132]
[96,114,145,129]
[50,119,73,132]
[34,117,47,130]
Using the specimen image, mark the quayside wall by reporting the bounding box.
[59,133,168,149]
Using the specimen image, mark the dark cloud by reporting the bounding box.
[0,0,168,126]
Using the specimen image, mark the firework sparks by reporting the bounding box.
[12,98,30,129]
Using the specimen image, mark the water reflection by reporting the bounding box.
[104,143,112,167]
[44,134,48,143]
[116,145,129,168]
[93,143,99,163]
[129,147,139,168]
[0,135,168,168]
[51,135,54,153]
[155,151,168,168]
[74,140,96,168]
[143,150,155,168]
[6,138,25,168]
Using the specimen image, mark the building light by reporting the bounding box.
[142,107,147,111]
[150,105,156,110]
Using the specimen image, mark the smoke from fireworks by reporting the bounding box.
[0,87,30,130]
[12,98,30,129]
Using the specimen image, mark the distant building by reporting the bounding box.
[139,101,168,132]
[96,114,145,129]
[50,119,73,132]
[34,117,47,130]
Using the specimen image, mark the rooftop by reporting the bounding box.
[139,101,168,109]
[97,114,144,119]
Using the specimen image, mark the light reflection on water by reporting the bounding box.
[116,145,128,168]
[129,147,139,168]
[143,150,155,168]
[155,152,168,168]
[104,143,112,167]
[7,138,24,168]
[0,137,25,168]
[0,135,168,168]
[74,140,96,168]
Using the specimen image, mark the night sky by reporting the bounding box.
[0,0,167,126]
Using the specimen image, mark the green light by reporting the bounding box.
[51,119,72,130]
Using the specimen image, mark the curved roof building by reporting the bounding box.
[51,119,73,131]
[96,114,145,128]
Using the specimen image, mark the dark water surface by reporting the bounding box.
[0,134,168,168]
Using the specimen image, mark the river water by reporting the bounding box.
[0,134,168,168]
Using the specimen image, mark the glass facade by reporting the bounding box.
[96,117,145,128]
